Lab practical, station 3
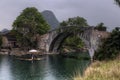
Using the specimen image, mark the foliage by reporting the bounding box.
[94,22,107,31]
[59,16,88,34]
[60,16,88,27]
[60,16,88,51]
[63,35,84,49]
[12,7,50,49]
[94,27,120,60]
[115,0,120,7]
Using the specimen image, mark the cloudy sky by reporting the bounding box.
[0,0,120,31]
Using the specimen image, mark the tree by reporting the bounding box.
[63,35,84,48]
[115,0,120,7]
[60,16,88,34]
[60,16,88,52]
[12,7,50,49]
[94,27,120,60]
[94,22,107,31]
[60,16,88,27]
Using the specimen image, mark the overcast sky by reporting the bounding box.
[0,0,120,31]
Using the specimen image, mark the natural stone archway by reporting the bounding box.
[38,26,109,59]
[49,32,73,53]
[48,27,95,58]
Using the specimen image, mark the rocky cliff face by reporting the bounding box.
[41,10,60,30]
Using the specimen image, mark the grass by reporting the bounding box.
[73,59,120,80]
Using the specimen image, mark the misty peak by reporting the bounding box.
[41,10,60,30]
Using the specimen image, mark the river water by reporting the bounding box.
[0,55,90,80]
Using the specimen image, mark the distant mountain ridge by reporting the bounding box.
[0,10,59,33]
[41,10,60,30]
[0,28,10,35]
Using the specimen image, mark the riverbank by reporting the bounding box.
[0,48,46,61]
[0,54,90,80]
[73,58,120,80]
[0,48,45,56]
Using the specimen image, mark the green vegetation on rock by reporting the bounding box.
[62,35,84,50]
[12,7,50,49]
[94,27,120,60]
[60,16,88,27]
[94,22,107,31]
[60,16,88,52]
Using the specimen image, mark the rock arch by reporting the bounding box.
[38,27,109,59]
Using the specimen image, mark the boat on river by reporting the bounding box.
[16,49,45,61]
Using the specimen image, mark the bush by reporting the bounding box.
[94,27,120,60]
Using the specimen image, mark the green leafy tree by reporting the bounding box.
[60,16,88,27]
[60,16,88,51]
[60,16,88,34]
[12,7,50,49]
[63,35,84,48]
[115,0,120,7]
[94,22,107,31]
[94,27,120,60]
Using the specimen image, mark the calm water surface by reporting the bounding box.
[0,55,90,80]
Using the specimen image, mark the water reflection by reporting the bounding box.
[47,55,90,80]
[10,58,46,80]
[0,55,90,80]
[0,56,13,80]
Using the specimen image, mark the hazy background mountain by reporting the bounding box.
[41,10,60,30]
[0,10,60,34]
[0,28,10,35]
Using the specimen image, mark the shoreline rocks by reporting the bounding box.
[0,48,45,57]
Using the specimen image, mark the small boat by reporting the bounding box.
[16,49,45,61]
[16,57,44,61]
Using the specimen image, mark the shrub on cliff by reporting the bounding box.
[12,7,50,49]
[94,27,120,60]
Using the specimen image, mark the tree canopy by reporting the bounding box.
[94,22,107,31]
[60,16,88,52]
[13,7,50,35]
[63,35,84,48]
[60,16,88,27]
[12,7,50,49]
[94,27,120,60]
[115,0,120,7]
